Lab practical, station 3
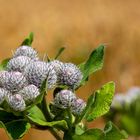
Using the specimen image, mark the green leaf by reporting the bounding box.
[21,32,34,46]
[75,124,86,135]
[26,106,68,130]
[79,45,104,84]
[0,120,31,140]
[0,58,10,70]
[64,129,104,140]
[0,110,22,124]
[85,82,115,121]
[104,121,128,140]
[55,47,65,59]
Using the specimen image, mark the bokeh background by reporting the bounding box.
[0,0,140,139]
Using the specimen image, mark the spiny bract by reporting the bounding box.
[6,94,26,111]
[13,45,38,60]
[24,61,57,89]
[7,56,32,72]
[18,84,40,104]
[71,98,86,116]
[54,89,76,109]
[2,71,28,93]
[57,63,83,89]
[0,88,9,105]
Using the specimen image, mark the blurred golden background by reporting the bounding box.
[0,0,140,139]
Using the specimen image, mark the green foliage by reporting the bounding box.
[0,34,126,140]
[64,129,104,140]
[0,58,10,70]
[85,82,115,121]
[26,106,68,130]
[104,121,128,140]
[79,45,104,85]
[55,47,65,59]
[0,120,30,140]
[21,32,34,46]
[105,93,140,137]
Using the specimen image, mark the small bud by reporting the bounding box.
[13,45,38,60]
[57,63,83,89]
[18,84,40,104]
[6,94,26,111]
[3,71,28,93]
[7,56,32,72]
[0,88,9,105]
[71,98,86,116]
[54,90,76,109]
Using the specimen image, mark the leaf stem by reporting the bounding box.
[49,128,62,140]
[41,96,52,121]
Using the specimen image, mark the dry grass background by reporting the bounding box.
[0,0,140,139]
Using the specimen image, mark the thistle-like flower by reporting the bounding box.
[13,45,38,60]
[57,63,83,88]
[0,88,9,105]
[3,71,28,93]
[24,61,57,89]
[49,60,64,74]
[7,56,32,72]
[18,84,40,104]
[71,98,86,116]
[6,94,26,111]
[54,90,76,109]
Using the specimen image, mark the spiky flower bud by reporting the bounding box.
[13,45,38,60]
[7,56,32,72]
[54,90,76,109]
[6,94,26,111]
[24,61,57,89]
[57,63,83,88]
[49,60,64,74]
[0,71,8,87]
[18,84,40,104]
[71,98,86,116]
[3,71,28,93]
[0,88,9,105]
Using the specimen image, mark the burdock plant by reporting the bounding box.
[0,33,127,140]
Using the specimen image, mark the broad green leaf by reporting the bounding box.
[75,124,86,135]
[104,121,128,140]
[0,58,10,70]
[64,129,104,140]
[85,82,115,121]
[120,114,140,136]
[26,106,46,122]
[79,45,104,84]
[21,32,34,46]
[26,106,68,130]
[55,47,65,59]
[0,110,22,124]
[0,120,30,140]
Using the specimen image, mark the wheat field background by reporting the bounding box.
[0,0,140,139]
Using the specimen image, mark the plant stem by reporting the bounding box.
[41,96,52,121]
[49,128,62,140]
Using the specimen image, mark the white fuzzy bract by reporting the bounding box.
[7,56,32,72]
[13,45,38,60]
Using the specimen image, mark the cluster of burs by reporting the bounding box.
[0,45,86,116]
